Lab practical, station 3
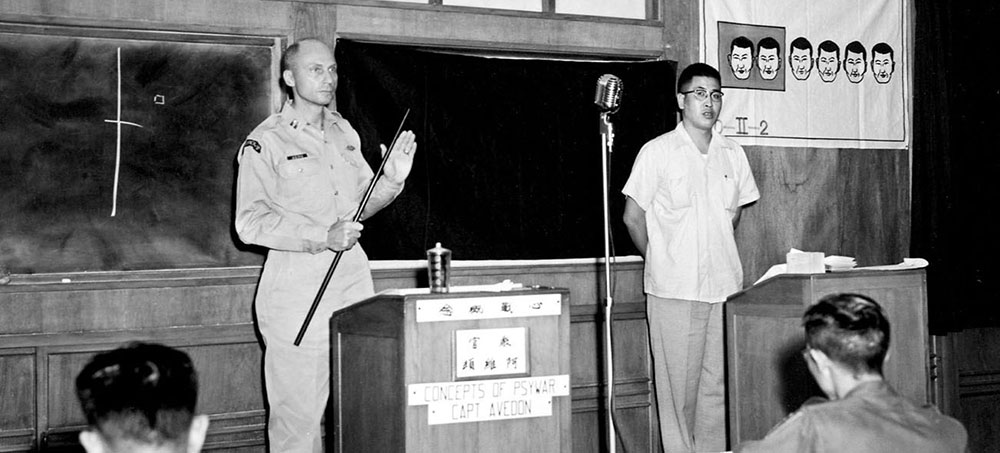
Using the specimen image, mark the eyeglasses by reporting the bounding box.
[681,88,724,103]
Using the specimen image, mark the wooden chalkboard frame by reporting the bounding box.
[0,23,283,275]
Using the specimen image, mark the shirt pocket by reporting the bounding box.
[276,157,327,212]
[662,173,693,210]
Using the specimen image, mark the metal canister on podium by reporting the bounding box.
[426,242,451,293]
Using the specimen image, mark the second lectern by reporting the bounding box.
[329,287,572,452]
[725,269,930,445]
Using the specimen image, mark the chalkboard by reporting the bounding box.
[0,26,276,274]
[0,32,675,274]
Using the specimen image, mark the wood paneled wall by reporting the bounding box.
[738,146,910,286]
[940,328,1000,453]
[0,261,653,452]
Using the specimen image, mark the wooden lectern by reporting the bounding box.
[725,269,930,446]
[329,287,572,452]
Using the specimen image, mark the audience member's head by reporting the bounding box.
[76,342,208,453]
[801,293,890,399]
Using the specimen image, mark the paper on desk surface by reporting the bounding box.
[753,252,928,285]
[840,257,930,271]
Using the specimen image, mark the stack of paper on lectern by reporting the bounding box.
[786,249,825,274]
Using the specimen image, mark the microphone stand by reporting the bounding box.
[599,110,617,453]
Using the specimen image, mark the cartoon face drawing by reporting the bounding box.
[871,42,895,84]
[817,40,841,83]
[788,37,814,81]
[728,36,754,81]
[756,37,781,81]
[844,41,867,83]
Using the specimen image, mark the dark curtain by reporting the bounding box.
[912,2,1000,332]
[334,40,676,262]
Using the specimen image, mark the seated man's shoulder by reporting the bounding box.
[734,403,825,453]
[916,403,968,441]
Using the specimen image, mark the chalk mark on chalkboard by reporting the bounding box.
[102,47,144,217]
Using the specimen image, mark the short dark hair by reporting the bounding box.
[730,36,754,55]
[677,63,722,93]
[846,40,867,60]
[818,40,841,59]
[757,36,781,54]
[803,293,890,375]
[76,342,199,449]
[872,42,894,59]
[790,36,813,54]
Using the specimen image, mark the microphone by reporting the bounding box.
[594,74,622,113]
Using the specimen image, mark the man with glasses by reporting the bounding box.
[622,62,759,452]
[736,293,967,452]
[76,342,209,453]
[235,38,416,453]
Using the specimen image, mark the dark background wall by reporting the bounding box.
[335,40,675,261]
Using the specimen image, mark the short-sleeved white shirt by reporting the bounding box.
[622,125,759,302]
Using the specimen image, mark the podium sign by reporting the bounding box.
[330,288,572,452]
[408,374,571,425]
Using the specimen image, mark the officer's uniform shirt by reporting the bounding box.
[235,100,402,346]
[234,100,404,452]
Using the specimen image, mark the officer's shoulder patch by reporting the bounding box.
[242,139,262,154]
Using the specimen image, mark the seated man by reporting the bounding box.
[736,293,967,453]
[76,342,209,453]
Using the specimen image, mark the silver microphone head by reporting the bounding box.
[594,74,622,112]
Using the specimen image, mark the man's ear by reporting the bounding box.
[281,69,296,89]
[79,430,106,453]
[809,348,833,371]
[676,93,686,110]
[187,415,210,453]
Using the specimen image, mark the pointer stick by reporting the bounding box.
[294,108,411,346]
